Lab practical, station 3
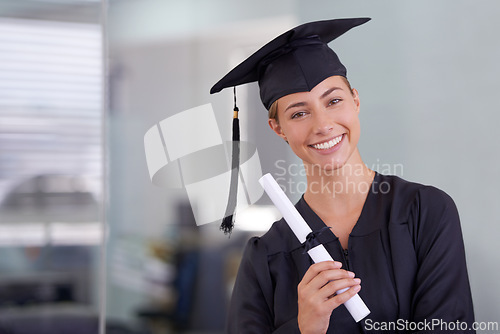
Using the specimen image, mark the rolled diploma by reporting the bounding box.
[259,173,370,322]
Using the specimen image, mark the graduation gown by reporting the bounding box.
[226,173,475,333]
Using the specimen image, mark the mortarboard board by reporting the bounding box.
[210,17,371,234]
[211,17,371,109]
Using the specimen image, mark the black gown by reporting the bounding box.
[226,173,475,333]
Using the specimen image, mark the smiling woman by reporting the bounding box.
[268,76,361,174]
[210,17,475,334]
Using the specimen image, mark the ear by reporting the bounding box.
[268,118,287,141]
[352,88,360,113]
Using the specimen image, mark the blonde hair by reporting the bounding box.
[268,100,279,121]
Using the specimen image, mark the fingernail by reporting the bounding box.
[353,285,361,292]
[348,271,355,278]
[333,261,342,267]
[353,278,361,284]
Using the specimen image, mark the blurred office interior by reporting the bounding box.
[0,0,499,333]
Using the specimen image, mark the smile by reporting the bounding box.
[310,134,344,150]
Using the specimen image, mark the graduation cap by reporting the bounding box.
[210,17,371,234]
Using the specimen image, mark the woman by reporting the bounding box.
[211,18,474,333]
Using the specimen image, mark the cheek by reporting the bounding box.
[281,122,304,139]
[336,110,360,131]
[282,126,310,152]
[349,114,361,130]
[284,131,302,148]
[347,116,361,143]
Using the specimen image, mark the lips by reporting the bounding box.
[309,134,344,150]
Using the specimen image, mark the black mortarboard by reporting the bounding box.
[211,17,371,109]
[210,17,371,234]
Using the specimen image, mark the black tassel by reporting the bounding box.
[220,88,240,235]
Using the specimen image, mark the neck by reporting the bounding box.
[303,150,375,213]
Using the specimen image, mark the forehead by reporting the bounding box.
[276,76,349,106]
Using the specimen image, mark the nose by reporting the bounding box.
[313,110,334,135]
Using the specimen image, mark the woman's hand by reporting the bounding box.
[297,261,361,334]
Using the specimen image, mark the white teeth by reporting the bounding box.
[312,135,343,150]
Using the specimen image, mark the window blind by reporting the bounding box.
[0,17,102,201]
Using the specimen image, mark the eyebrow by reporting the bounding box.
[284,87,342,113]
[284,102,307,113]
[320,87,341,99]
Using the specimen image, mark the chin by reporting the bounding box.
[304,159,346,175]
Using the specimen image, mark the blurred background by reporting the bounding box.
[0,0,499,333]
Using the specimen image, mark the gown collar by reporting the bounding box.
[294,172,384,248]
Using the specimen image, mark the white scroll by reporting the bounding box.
[259,173,370,322]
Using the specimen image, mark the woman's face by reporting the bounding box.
[268,75,361,172]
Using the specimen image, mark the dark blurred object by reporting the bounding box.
[0,306,98,334]
[0,174,99,221]
[0,265,91,307]
[0,273,74,306]
[0,174,103,332]
[0,306,150,334]
[0,174,99,306]
[136,202,251,333]
[137,249,200,332]
[137,202,200,333]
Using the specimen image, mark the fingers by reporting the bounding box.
[298,261,362,307]
[297,262,362,333]
[300,261,355,292]
[326,283,362,309]
[300,261,342,285]
[320,277,361,300]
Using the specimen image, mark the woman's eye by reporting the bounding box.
[291,111,306,119]
[328,99,341,106]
